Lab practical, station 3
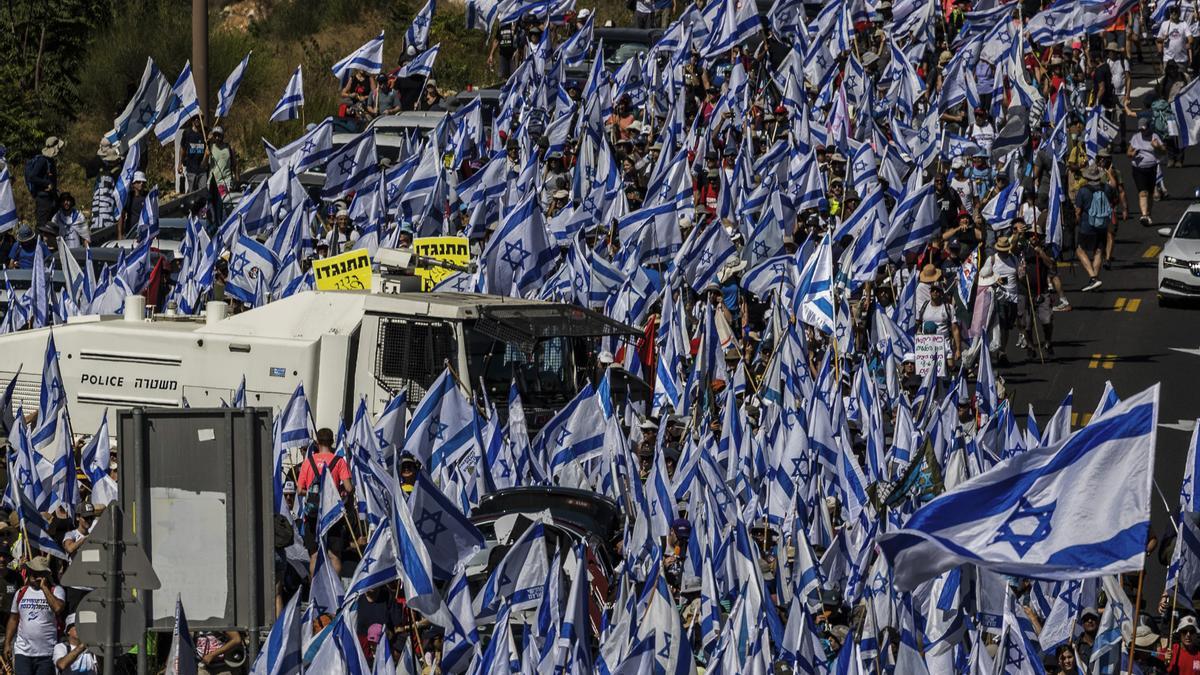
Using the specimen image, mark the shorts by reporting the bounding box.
[1132,164,1156,193]
[1077,228,1105,254]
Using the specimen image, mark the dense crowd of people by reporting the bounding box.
[1,0,1200,673]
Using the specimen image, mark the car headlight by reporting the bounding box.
[1164,256,1192,270]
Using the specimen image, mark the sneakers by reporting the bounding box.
[1053,297,1072,312]
[1082,278,1103,292]
[1016,333,1028,349]
[1140,216,1152,227]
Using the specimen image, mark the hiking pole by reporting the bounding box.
[1023,272,1046,364]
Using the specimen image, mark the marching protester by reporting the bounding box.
[4,557,65,675]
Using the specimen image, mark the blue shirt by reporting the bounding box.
[7,241,37,269]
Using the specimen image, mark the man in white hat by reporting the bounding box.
[3,556,65,672]
[26,137,64,229]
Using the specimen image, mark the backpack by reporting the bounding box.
[303,454,343,515]
[917,300,952,337]
[23,155,45,194]
[1152,98,1172,137]
[1086,187,1112,230]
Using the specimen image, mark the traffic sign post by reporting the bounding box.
[61,504,160,672]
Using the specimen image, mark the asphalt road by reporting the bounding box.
[996,58,1200,602]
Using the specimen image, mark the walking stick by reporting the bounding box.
[1023,271,1046,364]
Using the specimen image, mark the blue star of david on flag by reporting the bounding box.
[993,496,1056,557]
[501,240,531,270]
[415,507,449,540]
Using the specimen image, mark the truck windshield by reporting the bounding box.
[466,332,577,408]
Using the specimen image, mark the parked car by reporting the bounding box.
[1158,203,1200,305]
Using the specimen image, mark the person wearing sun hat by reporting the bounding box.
[4,556,66,672]
[26,137,64,230]
[1074,162,1116,293]
[981,234,1023,365]
[7,223,41,270]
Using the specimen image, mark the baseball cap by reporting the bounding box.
[282,481,296,495]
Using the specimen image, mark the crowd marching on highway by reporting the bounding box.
[3,0,1200,673]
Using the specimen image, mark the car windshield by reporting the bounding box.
[605,43,648,68]
[467,332,578,407]
[1177,212,1200,239]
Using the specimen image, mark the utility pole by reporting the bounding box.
[192,0,209,120]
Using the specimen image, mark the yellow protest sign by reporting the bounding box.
[413,236,471,291]
[312,249,373,291]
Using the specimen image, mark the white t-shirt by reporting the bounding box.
[52,642,98,674]
[10,585,65,657]
[1158,20,1192,64]
[1107,57,1129,97]
[918,301,956,339]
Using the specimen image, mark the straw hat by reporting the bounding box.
[918,264,943,284]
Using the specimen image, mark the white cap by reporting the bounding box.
[598,350,614,365]
[902,352,916,363]
[132,171,147,183]
[1178,615,1198,634]
[578,7,592,18]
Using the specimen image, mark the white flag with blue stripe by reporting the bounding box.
[880,384,1159,590]
[332,31,385,79]
[408,468,485,581]
[112,141,143,225]
[403,368,477,475]
[397,43,440,78]
[153,62,200,145]
[215,52,252,119]
[390,474,455,628]
[322,129,377,200]
[248,589,301,675]
[226,229,280,305]
[270,66,304,122]
[0,165,16,234]
[406,0,435,51]
[105,57,172,147]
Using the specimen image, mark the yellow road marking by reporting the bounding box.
[1114,298,1141,312]
[1088,354,1118,369]
[1144,245,1162,258]
[1071,412,1094,427]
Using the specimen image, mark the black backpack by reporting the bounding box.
[23,155,46,194]
[302,454,344,515]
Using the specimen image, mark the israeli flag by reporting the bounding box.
[406,0,435,51]
[165,595,199,675]
[534,383,605,475]
[112,141,143,225]
[0,165,17,234]
[79,413,109,486]
[403,368,477,475]
[270,66,304,123]
[153,61,200,145]
[390,474,455,628]
[478,521,549,615]
[105,57,172,148]
[332,31,385,80]
[397,43,440,78]
[316,470,344,537]
[880,384,1160,591]
[343,520,400,604]
[795,234,835,334]
[248,589,301,675]
[1175,77,1200,147]
[225,229,280,305]
[321,129,377,199]
[215,52,252,119]
[408,469,485,581]
[268,117,333,174]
